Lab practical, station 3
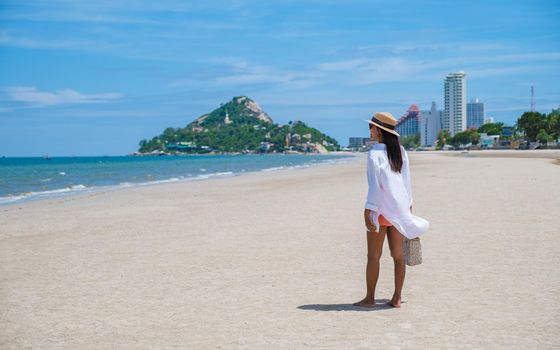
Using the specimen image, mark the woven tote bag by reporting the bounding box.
[403,237,422,266]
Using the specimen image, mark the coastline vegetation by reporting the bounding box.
[433,109,560,149]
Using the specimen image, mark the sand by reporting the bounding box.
[1,151,559,349]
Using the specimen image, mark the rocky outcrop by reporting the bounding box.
[234,96,273,124]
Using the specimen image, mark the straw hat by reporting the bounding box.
[364,112,400,137]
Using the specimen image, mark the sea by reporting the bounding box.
[0,154,354,205]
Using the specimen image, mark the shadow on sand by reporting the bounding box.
[298,299,400,312]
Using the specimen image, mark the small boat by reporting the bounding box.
[42,155,51,160]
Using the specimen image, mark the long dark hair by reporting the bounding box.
[374,126,403,173]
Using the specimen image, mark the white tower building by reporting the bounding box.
[420,101,443,147]
[443,71,467,136]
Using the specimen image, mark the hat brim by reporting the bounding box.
[364,120,400,137]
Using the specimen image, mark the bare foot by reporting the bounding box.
[388,294,401,308]
[353,297,376,308]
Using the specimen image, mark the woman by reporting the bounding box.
[353,112,429,308]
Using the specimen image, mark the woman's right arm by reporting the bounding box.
[364,209,377,232]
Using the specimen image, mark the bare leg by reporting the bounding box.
[386,226,406,308]
[353,227,386,307]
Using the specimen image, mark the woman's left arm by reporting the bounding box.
[364,151,381,231]
[402,148,413,208]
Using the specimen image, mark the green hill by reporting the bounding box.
[138,96,339,154]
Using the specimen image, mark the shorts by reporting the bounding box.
[379,214,393,227]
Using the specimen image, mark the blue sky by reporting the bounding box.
[1,0,558,156]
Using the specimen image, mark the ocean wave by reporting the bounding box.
[194,171,235,180]
[29,184,88,196]
[144,177,181,185]
[0,195,27,205]
[0,184,90,204]
[1,155,353,205]
[261,166,286,172]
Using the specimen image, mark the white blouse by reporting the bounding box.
[365,143,429,239]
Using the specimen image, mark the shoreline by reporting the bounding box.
[2,151,359,159]
[4,149,558,208]
[0,154,361,209]
[5,147,559,159]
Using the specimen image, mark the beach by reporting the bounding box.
[1,150,559,349]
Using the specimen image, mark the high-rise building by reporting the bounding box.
[420,101,443,147]
[467,98,484,129]
[396,104,421,137]
[443,71,467,136]
[348,137,370,149]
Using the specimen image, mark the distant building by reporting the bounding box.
[396,104,421,137]
[167,141,195,150]
[484,117,494,124]
[348,137,370,149]
[479,133,499,148]
[166,141,212,153]
[443,71,467,136]
[420,101,443,147]
[502,126,514,137]
[259,142,271,152]
[467,98,484,129]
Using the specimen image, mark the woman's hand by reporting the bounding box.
[364,209,377,233]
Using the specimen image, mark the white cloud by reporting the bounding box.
[317,58,369,71]
[356,58,427,84]
[169,58,319,90]
[213,65,319,89]
[315,57,437,85]
[212,67,294,86]
[467,65,546,78]
[486,104,559,113]
[313,49,560,86]
[6,87,122,106]
[0,30,66,49]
